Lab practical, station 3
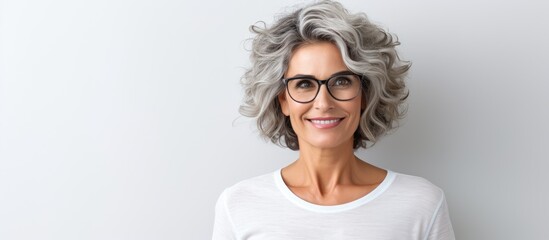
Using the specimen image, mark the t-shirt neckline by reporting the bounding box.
[273,168,396,213]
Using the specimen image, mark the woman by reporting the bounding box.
[213,1,455,239]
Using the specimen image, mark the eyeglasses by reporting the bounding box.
[282,71,363,103]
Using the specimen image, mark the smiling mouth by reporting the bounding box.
[309,119,342,124]
[307,118,344,128]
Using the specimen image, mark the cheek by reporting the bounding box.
[348,101,363,125]
[286,100,306,115]
[278,93,290,116]
[286,103,311,129]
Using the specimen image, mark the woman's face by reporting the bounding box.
[278,41,363,150]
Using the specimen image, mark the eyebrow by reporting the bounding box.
[286,70,355,79]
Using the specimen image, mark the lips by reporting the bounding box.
[307,117,344,129]
[310,119,340,124]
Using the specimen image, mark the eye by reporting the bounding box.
[293,79,316,90]
[330,76,354,88]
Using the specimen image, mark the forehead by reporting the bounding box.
[286,41,349,79]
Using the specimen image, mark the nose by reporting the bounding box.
[313,85,335,111]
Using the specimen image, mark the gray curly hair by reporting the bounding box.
[239,0,410,150]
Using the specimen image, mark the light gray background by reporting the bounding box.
[1,0,548,239]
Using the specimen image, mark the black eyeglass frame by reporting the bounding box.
[281,71,365,104]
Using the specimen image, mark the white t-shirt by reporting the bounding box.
[212,169,455,240]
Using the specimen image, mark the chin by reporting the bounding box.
[299,136,353,150]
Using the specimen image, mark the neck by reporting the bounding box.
[289,139,362,195]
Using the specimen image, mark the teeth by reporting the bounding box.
[311,119,340,125]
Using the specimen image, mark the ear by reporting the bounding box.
[278,91,290,116]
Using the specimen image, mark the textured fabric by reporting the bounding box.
[213,169,455,240]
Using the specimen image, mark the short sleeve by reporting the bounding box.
[425,192,455,240]
[212,189,237,240]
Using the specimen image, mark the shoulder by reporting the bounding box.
[219,171,279,206]
[391,172,444,198]
[382,171,446,212]
[225,171,275,193]
[214,173,276,239]
[378,172,455,239]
